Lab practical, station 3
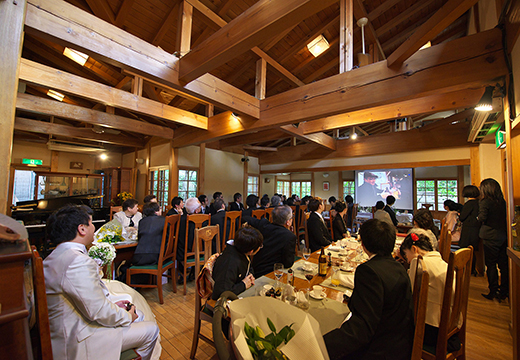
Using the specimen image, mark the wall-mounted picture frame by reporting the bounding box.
[70,162,83,170]
[323,181,330,191]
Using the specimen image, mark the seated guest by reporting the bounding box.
[114,198,143,230]
[300,195,311,208]
[243,205,296,277]
[209,191,224,215]
[286,197,295,206]
[270,195,282,207]
[400,233,461,353]
[143,194,157,203]
[344,195,354,230]
[374,201,395,229]
[307,197,333,252]
[410,208,439,250]
[44,205,159,360]
[211,225,263,300]
[323,219,414,360]
[259,196,270,209]
[444,200,462,242]
[210,198,227,250]
[328,196,337,218]
[230,192,245,211]
[198,194,210,214]
[132,202,165,266]
[242,194,259,217]
[166,196,184,216]
[177,197,207,284]
[384,195,398,227]
[332,201,348,241]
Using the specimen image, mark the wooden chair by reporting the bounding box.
[190,224,221,359]
[303,212,311,249]
[265,207,274,222]
[178,213,211,295]
[328,216,334,238]
[297,205,307,240]
[222,211,241,250]
[438,217,451,262]
[251,209,266,219]
[422,247,473,360]
[411,255,430,360]
[32,247,142,360]
[351,203,360,232]
[289,206,297,236]
[137,204,143,213]
[126,214,180,304]
[110,206,122,220]
[31,246,53,360]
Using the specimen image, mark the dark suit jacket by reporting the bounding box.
[332,214,347,241]
[307,212,332,252]
[201,205,210,215]
[459,199,481,248]
[478,198,507,242]
[166,208,181,217]
[230,202,244,211]
[244,216,296,277]
[211,210,226,250]
[383,205,398,226]
[242,208,253,218]
[324,255,414,360]
[176,213,209,263]
[211,245,251,300]
[133,215,165,265]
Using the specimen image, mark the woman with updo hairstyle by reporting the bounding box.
[332,200,348,240]
[459,185,481,275]
[409,208,439,250]
[400,233,461,353]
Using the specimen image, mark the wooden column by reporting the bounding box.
[50,151,59,172]
[504,95,515,246]
[339,0,354,73]
[469,146,481,186]
[0,0,26,214]
[169,142,179,203]
[457,165,464,203]
[255,58,267,100]
[338,171,343,200]
[176,0,193,56]
[243,151,248,198]
[131,149,138,196]
[145,142,151,196]
[199,105,213,195]
[311,172,315,197]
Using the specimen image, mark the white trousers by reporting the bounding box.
[121,321,160,360]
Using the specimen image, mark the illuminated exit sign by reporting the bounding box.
[22,158,43,166]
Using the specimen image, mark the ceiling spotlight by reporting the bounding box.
[307,35,330,57]
[99,154,108,160]
[351,132,358,140]
[63,47,89,66]
[47,89,65,102]
[475,86,494,111]
[231,112,240,119]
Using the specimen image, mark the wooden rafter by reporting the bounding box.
[375,0,436,38]
[280,125,337,150]
[178,0,337,83]
[152,2,179,46]
[367,0,400,21]
[84,0,115,24]
[115,0,135,27]
[219,129,287,148]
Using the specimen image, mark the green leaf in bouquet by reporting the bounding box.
[248,345,258,356]
[273,334,284,348]
[258,340,274,351]
[265,333,275,345]
[286,329,295,343]
[255,325,265,338]
[273,350,285,360]
[267,318,277,333]
[245,322,255,340]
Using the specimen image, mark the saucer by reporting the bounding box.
[340,265,354,272]
[310,291,327,300]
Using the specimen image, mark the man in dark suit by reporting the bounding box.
[384,195,399,227]
[230,192,245,211]
[210,198,226,251]
[323,219,414,360]
[243,205,296,277]
[198,194,210,214]
[307,197,332,252]
[357,172,383,206]
[209,191,223,215]
[166,196,183,216]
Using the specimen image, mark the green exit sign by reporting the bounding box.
[22,158,43,166]
[495,130,506,149]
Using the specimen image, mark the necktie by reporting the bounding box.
[128,216,135,227]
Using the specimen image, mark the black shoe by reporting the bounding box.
[481,292,498,300]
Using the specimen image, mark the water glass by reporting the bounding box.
[296,289,310,311]
[331,266,340,287]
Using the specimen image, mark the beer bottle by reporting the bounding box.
[319,247,327,276]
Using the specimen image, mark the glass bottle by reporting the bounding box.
[319,247,328,276]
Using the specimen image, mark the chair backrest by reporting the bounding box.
[303,212,310,249]
[434,246,473,357]
[328,216,334,238]
[265,207,274,222]
[186,214,211,253]
[161,214,181,265]
[110,206,122,220]
[289,206,298,236]
[411,256,429,360]
[298,205,307,231]
[137,204,143,213]
[251,209,266,219]
[194,225,221,273]
[223,211,241,250]
[438,217,451,262]
[31,246,53,360]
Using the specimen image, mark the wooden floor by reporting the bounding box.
[140,275,513,360]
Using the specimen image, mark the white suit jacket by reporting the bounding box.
[44,242,133,360]
[114,211,143,229]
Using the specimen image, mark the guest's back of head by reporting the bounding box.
[271,205,292,226]
[213,191,222,200]
[386,195,396,206]
[308,197,322,212]
[246,194,259,209]
[345,195,354,204]
[359,219,395,256]
[214,198,225,211]
[480,178,504,201]
[185,197,201,214]
[234,225,263,254]
[143,201,160,217]
[413,208,435,231]
[462,185,480,198]
[375,201,385,210]
[46,205,92,245]
[271,195,281,207]
[143,194,157,203]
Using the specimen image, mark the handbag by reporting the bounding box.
[196,253,220,299]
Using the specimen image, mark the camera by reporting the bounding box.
[241,156,249,162]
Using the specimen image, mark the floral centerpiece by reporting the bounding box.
[244,318,295,360]
[94,219,124,244]
[88,242,116,280]
[112,191,133,206]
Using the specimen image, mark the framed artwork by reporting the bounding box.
[70,162,83,170]
[323,181,330,191]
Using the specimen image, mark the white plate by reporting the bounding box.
[310,291,327,300]
[340,266,354,272]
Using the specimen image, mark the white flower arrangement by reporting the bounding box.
[94,219,124,243]
[88,242,117,267]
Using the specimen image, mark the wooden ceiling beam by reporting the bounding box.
[218,129,287,148]
[300,88,483,134]
[84,0,115,24]
[243,145,278,152]
[280,125,337,150]
[115,0,135,27]
[25,0,259,118]
[16,93,174,139]
[375,0,436,38]
[366,0,400,22]
[19,59,207,129]
[262,29,505,127]
[176,1,193,56]
[259,116,472,165]
[152,2,179,46]
[15,117,145,147]
[178,0,337,83]
[386,0,479,67]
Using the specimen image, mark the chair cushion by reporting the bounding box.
[120,349,140,360]
[129,260,174,270]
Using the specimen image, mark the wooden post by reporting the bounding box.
[339,0,354,73]
[176,0,193,57]
[243,151,249,197]
[311,172,315,197]
[255,58,267,100]
[0,0,26,213]
[145,142,151,196]
[50,151,59,172]
[199,105,212,195]
[169,141,179,203]
[470,146,480,185]
[131,149,138,196]
[457,165,464,203]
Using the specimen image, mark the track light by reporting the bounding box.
[475,86,494,111]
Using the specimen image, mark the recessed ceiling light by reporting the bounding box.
[307,35,329,57]
[47,89,65,101]
[63,47,89,66]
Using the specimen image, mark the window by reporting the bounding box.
[291,181,311,198]
[12,170,36,204]
[247,175,259,196]
[178,169,197,200]
[149,167,169,211]
[276,180,290,197]
[416,179,457,211]
[343,180,355,201]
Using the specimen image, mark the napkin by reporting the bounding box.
[338,272,355,289]
[327,245,342,252]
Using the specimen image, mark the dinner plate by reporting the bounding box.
[340,265,354,272]
[310,291,327,300]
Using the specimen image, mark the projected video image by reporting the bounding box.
[355,169,413,209]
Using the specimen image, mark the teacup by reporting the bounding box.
[312,285,323,297]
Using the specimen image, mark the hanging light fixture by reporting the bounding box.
[307,35,330,57]
[63,47,89,66]
[47,89,65,101]
[475,86,494,111]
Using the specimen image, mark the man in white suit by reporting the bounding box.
[44,205,159,360]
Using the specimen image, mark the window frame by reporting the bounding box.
[342,180,355,202]
[416,178,458,211]
[178,167,198,201]
[149,166,170,212]
[247,175,259,196]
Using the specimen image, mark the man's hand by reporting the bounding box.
[128,305,138,322]
[242,274,255,289]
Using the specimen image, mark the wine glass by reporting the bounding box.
[304,268,315,288]
[302,247,311,261]
[274,263,284,287]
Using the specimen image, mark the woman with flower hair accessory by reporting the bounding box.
[400,233,461,353]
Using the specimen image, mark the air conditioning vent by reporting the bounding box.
[47,140,105,153]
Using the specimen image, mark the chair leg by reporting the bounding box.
[157,273,164,305]
[172,266,177,293]
[190,315,201,358]
[183,266,187,295]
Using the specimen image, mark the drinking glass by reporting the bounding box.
[296,289,310,310]
[304,268,315,288]
[274,263,284,287]
[330,266,340,287]
[302,247,311,261]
